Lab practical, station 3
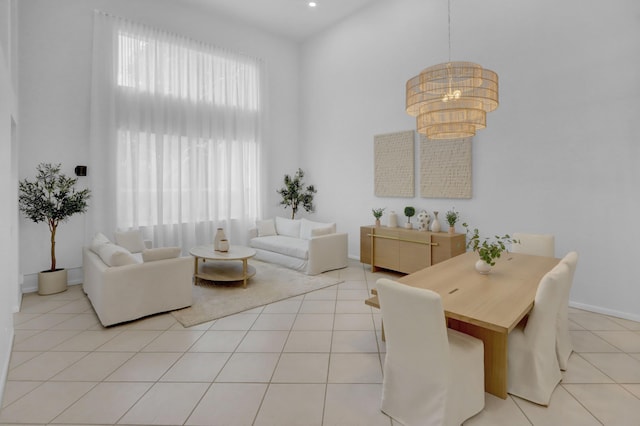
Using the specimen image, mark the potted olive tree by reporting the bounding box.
[277,168,317,219]
[19,163,91,295]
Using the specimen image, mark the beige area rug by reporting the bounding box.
[172,260,343,327]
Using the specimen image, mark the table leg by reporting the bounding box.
[242,259,248,288]
[193,257,199,285]
[448,318,508,399]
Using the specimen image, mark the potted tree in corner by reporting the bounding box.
[277,168,317,219]
[19,163,91,295]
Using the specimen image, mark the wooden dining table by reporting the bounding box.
[365,250,559,399]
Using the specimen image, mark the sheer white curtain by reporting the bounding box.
[89,11,263,251]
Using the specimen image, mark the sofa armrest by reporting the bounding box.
[307,232,348,275]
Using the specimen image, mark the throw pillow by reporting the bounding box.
[114,230,146,253]
[256,219,277,237]
[275,216,301,238]
[95,243,138,267]
[142,247,182,262]
[90,232,111,254]
[311,226,333,238]
[300,218,336,240]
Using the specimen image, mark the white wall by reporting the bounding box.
[18,0,301,292]
[0,0,19,406]
[301,0,640,321]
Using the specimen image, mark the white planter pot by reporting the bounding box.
[475,260,492,275]
[38,269,68,295]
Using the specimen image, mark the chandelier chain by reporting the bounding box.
[447,0,451,62]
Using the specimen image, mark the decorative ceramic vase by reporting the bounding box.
[430,211,441,233]
[475,259,492,274]
[388,211,398,228]
[416,210,431,231]
[214,228,226,251]
[218,239,229,252]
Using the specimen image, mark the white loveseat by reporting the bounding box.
[248,217,348,275]
[83,231,193,327]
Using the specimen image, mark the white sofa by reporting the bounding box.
[83,231,193,327]
[249,217,348,275]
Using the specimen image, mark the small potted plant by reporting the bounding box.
[463,222,519,274]
[19,163,91,294]
[446,208,459,234]
[277,168,317,219]
[404,206,416,229]
[372,208,385,227]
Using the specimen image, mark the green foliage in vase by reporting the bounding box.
[404,206,416,223]
[372,208,385,220]
[463,222,519,266]
[276,168,317,219]
[19,163,91,271]
[445,208,459,227]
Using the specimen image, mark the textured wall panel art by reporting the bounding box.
[420,135,472,199]
[374,130,415,197]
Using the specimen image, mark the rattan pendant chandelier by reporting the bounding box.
[406,1,499,140]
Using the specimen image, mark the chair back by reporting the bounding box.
[561,251,578,285]
[557,251,579,369]
[524,262,569,345]
[377,278,449,425]
[512,233,555,257]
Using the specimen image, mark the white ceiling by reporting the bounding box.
[182,0,378,41]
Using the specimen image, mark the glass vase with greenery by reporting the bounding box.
[463,222,519,268]
[446,208,459,233]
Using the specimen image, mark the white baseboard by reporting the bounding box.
[569,301,640,323]
[21,267,83,294]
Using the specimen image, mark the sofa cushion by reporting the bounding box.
[311,226,334,237]
[95,243,139,267]
[250,235,309,260]
[90,232,111,254]
[114,230,146,253]
[275,217,301,238]
[142,247,182,262]
[300,218,336,240]
[256,219,277,237]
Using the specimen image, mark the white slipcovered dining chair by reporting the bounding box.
[507,262,570,405]
[557,251,579,370]
[511,233,555,257]
[376,278,485,426]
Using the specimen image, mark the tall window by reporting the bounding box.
[90,11,262,249]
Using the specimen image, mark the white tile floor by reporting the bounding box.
[2,259,640,425]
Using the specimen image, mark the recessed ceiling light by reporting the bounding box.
[308,1,317,7]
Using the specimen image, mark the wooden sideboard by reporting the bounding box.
[360,225,466,274]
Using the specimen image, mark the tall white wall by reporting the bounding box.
[0,0,19,406]
[18,0,301,292]
[301,0,640,320]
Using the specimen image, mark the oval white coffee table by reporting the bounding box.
[189,245,256,288]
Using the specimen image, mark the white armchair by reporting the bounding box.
[83,231,192,327]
